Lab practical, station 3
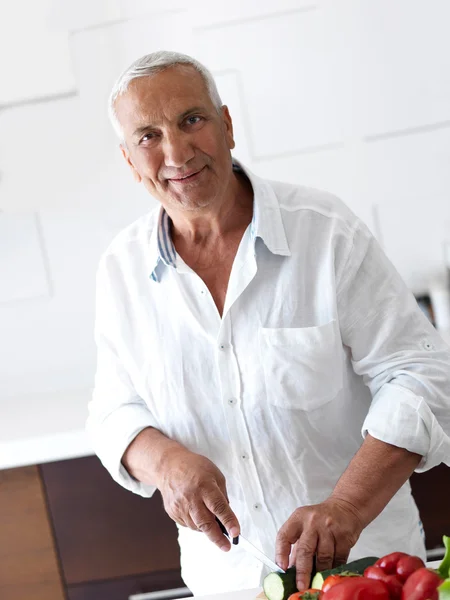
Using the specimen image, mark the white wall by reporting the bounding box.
[1,0,450,463]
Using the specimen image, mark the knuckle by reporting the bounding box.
[325,516,335,528]
[306,510,320,527]
[196,520,215,534]
[295,565,310,577]
[277,526,294,545]
[317,552,334,564]
[296,543,315,557]
[210,499,228,514]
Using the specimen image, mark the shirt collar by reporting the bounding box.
[234,158,291,257]
[148,158,290,281]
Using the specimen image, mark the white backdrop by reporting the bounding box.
[1,0,450,462]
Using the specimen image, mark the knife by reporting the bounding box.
[216,517,285,573]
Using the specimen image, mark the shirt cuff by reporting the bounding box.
[86,402,157,497]
[362,382,450,472]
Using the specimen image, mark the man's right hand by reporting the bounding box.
[157,447,240,551]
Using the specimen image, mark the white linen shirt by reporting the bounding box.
[88,160,450,596]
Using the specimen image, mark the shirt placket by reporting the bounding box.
[216,258,279,555]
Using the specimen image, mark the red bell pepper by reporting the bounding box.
[374,552,425,582]
[396,556,426,583]
[364,566,403,600]
[322,577,390,600]
[401,567,444,600]
[375,553,409,575]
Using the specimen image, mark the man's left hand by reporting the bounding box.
[275,498,364,591]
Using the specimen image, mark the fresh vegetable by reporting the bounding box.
[364,566,403,600]
[438,536,450,580]
[375,553,409,575]
[438,579,450,600]
[322,573,361,593]
[311,557,379,590]
[401,567,444,600]
[395,555,425,582]
[287,590,323,600]
[322,577,390,600]
[264,568,298,600]
[374,552,425,583]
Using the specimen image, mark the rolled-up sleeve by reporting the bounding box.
[87,254,157,496]
[337,220,450,471]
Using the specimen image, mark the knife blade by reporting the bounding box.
[216,518,285,573]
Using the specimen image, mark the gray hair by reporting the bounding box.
[108,50,223,140]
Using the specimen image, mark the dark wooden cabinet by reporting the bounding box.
[0,466,65,600]
[40,455,184,597]
[411,463,450,552]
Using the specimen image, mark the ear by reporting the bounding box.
[120,144,142,183]
[221,105,235,150]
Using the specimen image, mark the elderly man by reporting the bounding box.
[87,50,450,595]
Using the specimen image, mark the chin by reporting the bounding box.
[179,200,211,212]
[171,194,211,211]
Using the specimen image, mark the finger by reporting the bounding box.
[164,507,188,528]
[164,502,197,530]
[315,529,335,573]
[333,535,351,568]
[179,512,198,530]
[191,505,231,551]
[276,515,304,572]
[204,493,240,539]
[288,541,298,569]
[295,531,318,591]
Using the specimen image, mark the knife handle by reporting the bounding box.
[215,517,239,545]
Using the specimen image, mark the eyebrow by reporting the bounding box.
[132,106,207,139]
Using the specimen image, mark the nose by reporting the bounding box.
[163,130,195,168]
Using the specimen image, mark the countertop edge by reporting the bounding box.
[0,428,94,470]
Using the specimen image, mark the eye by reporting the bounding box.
[186,115,202,125]
[140,131,157,144]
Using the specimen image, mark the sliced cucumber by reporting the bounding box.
[263,567,297,600]
[311,556,379,590]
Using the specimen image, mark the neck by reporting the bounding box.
[166,171,254,245]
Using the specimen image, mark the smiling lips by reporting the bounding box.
[167,166,205,184]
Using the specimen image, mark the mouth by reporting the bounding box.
[167,166,205,185]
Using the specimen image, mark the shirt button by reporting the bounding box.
[219,343,230,350]
[423,340,434,351]
[228,398,237,406]
[241,452,249,460]
[253,503,262,511]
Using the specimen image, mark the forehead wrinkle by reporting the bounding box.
[116,66,214,139]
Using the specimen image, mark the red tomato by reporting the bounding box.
[375,553,409,575]
[287,590,323,600]
[322,575,349,593]
[322,577,390,600]
[400,567,444,600]
[364,566,403,600]
[395,555,425,583]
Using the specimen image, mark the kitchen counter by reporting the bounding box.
[0,428,93,470]
[0,387,93,470]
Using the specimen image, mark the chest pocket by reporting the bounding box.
[259,320,343,410]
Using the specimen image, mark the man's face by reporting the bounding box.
[115,65,236,211]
